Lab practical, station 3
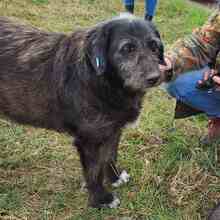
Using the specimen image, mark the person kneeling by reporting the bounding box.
[160,6,220,144]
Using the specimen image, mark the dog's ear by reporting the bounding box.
[85,25,109,76]
[152,28,166,65]
[147,22,165,65]
[156,39,165,65]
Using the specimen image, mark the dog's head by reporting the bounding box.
[86,14,164,92]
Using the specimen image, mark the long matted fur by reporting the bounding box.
[0,16,164,208]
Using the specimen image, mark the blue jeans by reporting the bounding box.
[123,0,158,16]
[166,67,220,118]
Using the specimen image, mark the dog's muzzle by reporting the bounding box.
[146,72,161,87]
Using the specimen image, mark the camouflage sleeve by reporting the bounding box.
[167,8,220,78]
[215,50,220,71]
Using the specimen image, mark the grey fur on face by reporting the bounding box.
[106,18,164,91]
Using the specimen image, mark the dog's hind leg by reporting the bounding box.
[104,132,130,188]
[108,163,130,188]
[74,136,120,208]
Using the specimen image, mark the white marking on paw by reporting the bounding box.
[112,170,130,188]
[126,117,140,129]
[108,196,120,208]
[120,170,130,183]
[80,182,88,192]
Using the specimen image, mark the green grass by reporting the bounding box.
[32,0,49,5]
[0,0,218,219]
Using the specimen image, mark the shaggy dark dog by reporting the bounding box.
[0,15,164,208]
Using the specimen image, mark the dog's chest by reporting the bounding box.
[125,116,140,129]
[110,101,141,128]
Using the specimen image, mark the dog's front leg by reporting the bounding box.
[74,137,119,208]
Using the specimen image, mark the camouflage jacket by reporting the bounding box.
[167,7,220,78]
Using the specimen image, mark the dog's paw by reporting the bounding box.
[112,170,130,188]
[91,193,120,209]
[107,195,120,208]
[80,181,88,192]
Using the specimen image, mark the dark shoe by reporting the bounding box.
[200,118,220,145]
[207,201,220,220]
[125,5,134,14]
[174,100,203,119]
[144,14,153,21]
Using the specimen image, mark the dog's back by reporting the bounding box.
[0,17,66,128]
[0,17,63,72]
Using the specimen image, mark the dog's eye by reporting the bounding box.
[147,40,158,53]
[120,43,136,55]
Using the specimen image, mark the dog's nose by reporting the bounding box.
[147,74,160,86]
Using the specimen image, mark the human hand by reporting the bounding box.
[159,56,172,72]
[197,69,217,85]
[159,56,173,82]
[197,69,220,90]
[212,74,220,86]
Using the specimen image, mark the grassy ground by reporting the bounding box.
[0,0,218,219]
